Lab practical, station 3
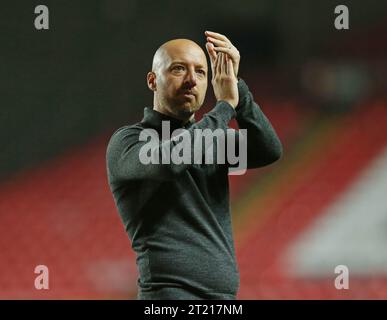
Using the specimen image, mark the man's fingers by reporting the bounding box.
[213,46,239,78]
[227,55,234,76]
[213,46,238,62]
[213,46,234,54]
[224,53,228,75]
[205,30,231,44]
[212,53,217,76]
[225,54,229,75]
[219,53,224,75]
[205,42,217,62]
[215,53,222,76]
[218,53,224,75]
[206,42,216,76]
[206,36,231,48]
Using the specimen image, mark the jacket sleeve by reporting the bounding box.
[233,78,283,169]
[106,101,236,182]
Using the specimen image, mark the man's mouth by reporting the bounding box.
[181,91,196,98]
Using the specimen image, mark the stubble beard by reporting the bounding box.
[166,96,202,120]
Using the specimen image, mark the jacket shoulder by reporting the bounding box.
[109,122,146,141]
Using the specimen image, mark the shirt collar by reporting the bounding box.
[140,107,196,131]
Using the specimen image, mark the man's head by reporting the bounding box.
[147,39,208,122]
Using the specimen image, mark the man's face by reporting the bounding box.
[154,44,208,119]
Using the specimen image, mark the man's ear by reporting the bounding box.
[147,72,157,92]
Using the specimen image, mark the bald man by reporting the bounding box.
[106,31,283,300]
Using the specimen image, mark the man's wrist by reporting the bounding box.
[213,100,237,121]
[220,99,237,109]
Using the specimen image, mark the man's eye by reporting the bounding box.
[172,66,184,71]
[197,70,206,75]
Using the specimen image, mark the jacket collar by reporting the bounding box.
[140,107,196,131]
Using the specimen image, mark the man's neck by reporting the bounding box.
[153,105,194,125]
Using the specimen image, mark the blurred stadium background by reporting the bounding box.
[1,0,387,299]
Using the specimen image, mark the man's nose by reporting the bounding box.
[184,70,197,87]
